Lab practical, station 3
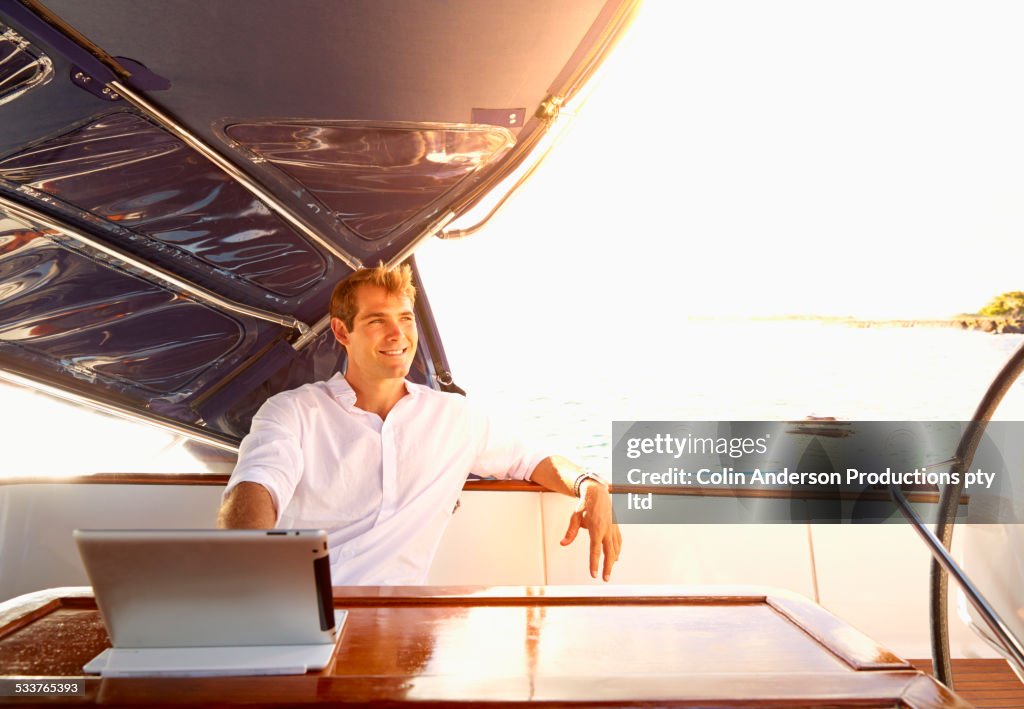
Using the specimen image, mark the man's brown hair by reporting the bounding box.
[330,263,417,331]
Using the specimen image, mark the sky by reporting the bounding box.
[418,0,1024,321]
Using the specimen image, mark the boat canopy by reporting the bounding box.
[0,0,638,444]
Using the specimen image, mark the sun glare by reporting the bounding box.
[421,0,1024,320]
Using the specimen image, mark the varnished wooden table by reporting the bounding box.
[0,585,973,707]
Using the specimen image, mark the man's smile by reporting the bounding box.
[380,347,408,357]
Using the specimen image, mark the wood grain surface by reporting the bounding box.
[0,586,980,708]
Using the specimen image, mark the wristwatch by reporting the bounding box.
[573,470,609,497]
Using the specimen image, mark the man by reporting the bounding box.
[218,264,621,584]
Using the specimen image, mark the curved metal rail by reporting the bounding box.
[892,487,1024,679]
[929,341,1024,686]
[0,195,311,335]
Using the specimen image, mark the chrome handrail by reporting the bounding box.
[892,486,1024,675]
[929,341,1024,686]
[1,195,310,335]
[109,80,362,272]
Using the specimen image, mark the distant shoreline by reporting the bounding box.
[691,315,1024,334]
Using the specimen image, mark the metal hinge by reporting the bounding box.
[535,94,564,121]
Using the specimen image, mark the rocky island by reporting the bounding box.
[771,291,1024,334]
[840,316,1024,334]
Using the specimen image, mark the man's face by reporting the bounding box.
[331,285,417,382]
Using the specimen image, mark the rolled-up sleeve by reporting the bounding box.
[223,395,305,522]
[466,403,547,481]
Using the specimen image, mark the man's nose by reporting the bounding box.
[384,320,402,338]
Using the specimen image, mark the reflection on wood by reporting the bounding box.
[910,658,1024,709]
[0,586,980,707]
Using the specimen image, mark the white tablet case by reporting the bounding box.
[75,529,342,677]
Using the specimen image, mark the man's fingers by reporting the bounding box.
[612,528,622,558]
[561,510,583,546]
[602,536,618,581]
[566,487,622,581]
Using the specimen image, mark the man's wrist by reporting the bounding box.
[573,471,609,497]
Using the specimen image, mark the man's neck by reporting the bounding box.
[345,372,408,419]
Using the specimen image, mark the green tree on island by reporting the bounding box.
[978,291,1024,317]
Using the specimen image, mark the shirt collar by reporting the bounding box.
[327,372,419,411]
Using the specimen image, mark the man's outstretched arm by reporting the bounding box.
[529,455,622,581]
[217,481,277,528]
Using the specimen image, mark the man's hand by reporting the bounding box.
[528,456,623,581]
[560,480,622,581]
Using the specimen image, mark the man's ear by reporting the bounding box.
[330,317,350,347]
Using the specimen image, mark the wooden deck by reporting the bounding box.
[910,658,1024,709]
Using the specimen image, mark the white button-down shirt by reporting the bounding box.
[224,373,544,585]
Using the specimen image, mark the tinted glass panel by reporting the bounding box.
[225,121,513,240]
[0,216,246,394]
[0,113,326,296]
